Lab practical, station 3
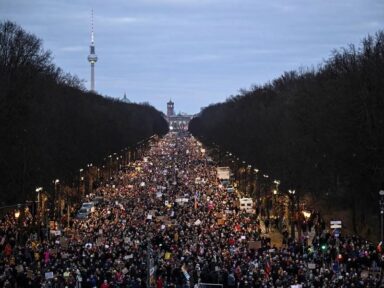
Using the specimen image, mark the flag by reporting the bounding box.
[194,191,199,209]
[264,259,271,278]
[181,264,190,280]
[377,241,382,253]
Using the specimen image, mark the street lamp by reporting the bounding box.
[379,190,384,241]
[108,155,112,179]
[260,174,269,206]
[36,187,43,217]
[14,203,22,243]
[86,163,94,195]
[273,180,280,208]
[288,189,296,239]
[252,168,259,200]
[53,179,60,221]
[78,168,84,197]
[14,204,21,219]
[273,189,278,212]
[245,165,252,195]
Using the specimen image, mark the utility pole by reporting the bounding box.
[379,190,384,241]
[289,189,296,240]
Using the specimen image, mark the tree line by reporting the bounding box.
[0,21,168,206]
[189,31,384,237]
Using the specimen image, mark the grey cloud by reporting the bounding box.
[1,0,383,114]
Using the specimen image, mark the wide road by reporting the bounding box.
[0,132,382,287]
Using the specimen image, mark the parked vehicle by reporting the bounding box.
[217,166,230,180]
[91,196,104,206]
[76,207,91,219]
[81,202,95,213]
[221,179,230,187]
[238,198,254,213]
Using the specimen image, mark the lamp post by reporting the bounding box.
[15,203,21,243]
[14,204,21,219]
[262,174,269,212]
[117,155,122,171]
[253,168,259,201]
[35,187,43,219]
[379,190,384,241]
[273,189,278,215]
[66,188,71,229]
[273,180,280,217]
[87,163,93,195]
[241,161,246,193]
[113,153,117,174]
[288,189,296,240]
[53,179,60,221]
[245,165,252,196]
[108,155,112,179]
[79,169,84,197]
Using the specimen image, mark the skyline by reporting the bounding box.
[1,0,383,114]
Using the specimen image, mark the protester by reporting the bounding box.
[0,132,383,287]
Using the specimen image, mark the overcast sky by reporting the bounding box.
[1,0,383,114]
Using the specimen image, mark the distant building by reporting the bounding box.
[166,100,193,131]
[121,92,131,103]
[167,100,175,117]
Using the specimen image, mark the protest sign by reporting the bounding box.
[45,272,54,280]
[248,241,261,250]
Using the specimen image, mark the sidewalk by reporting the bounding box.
[296,228,317,245]
[259,220,284,247]
[259,220,317,248]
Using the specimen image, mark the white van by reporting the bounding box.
[239,198,254,213]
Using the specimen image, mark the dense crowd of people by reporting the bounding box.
[1,132,383,287]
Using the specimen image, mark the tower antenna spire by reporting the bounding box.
[87,8,98,92]
[91,8,94,43]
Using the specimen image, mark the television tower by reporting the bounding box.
[87,9,98,92]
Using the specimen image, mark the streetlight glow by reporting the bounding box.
[14,204,21,219]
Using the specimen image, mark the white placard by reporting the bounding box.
[45,272,54,279]
[194,219,202,226]
[330,220,342,225]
